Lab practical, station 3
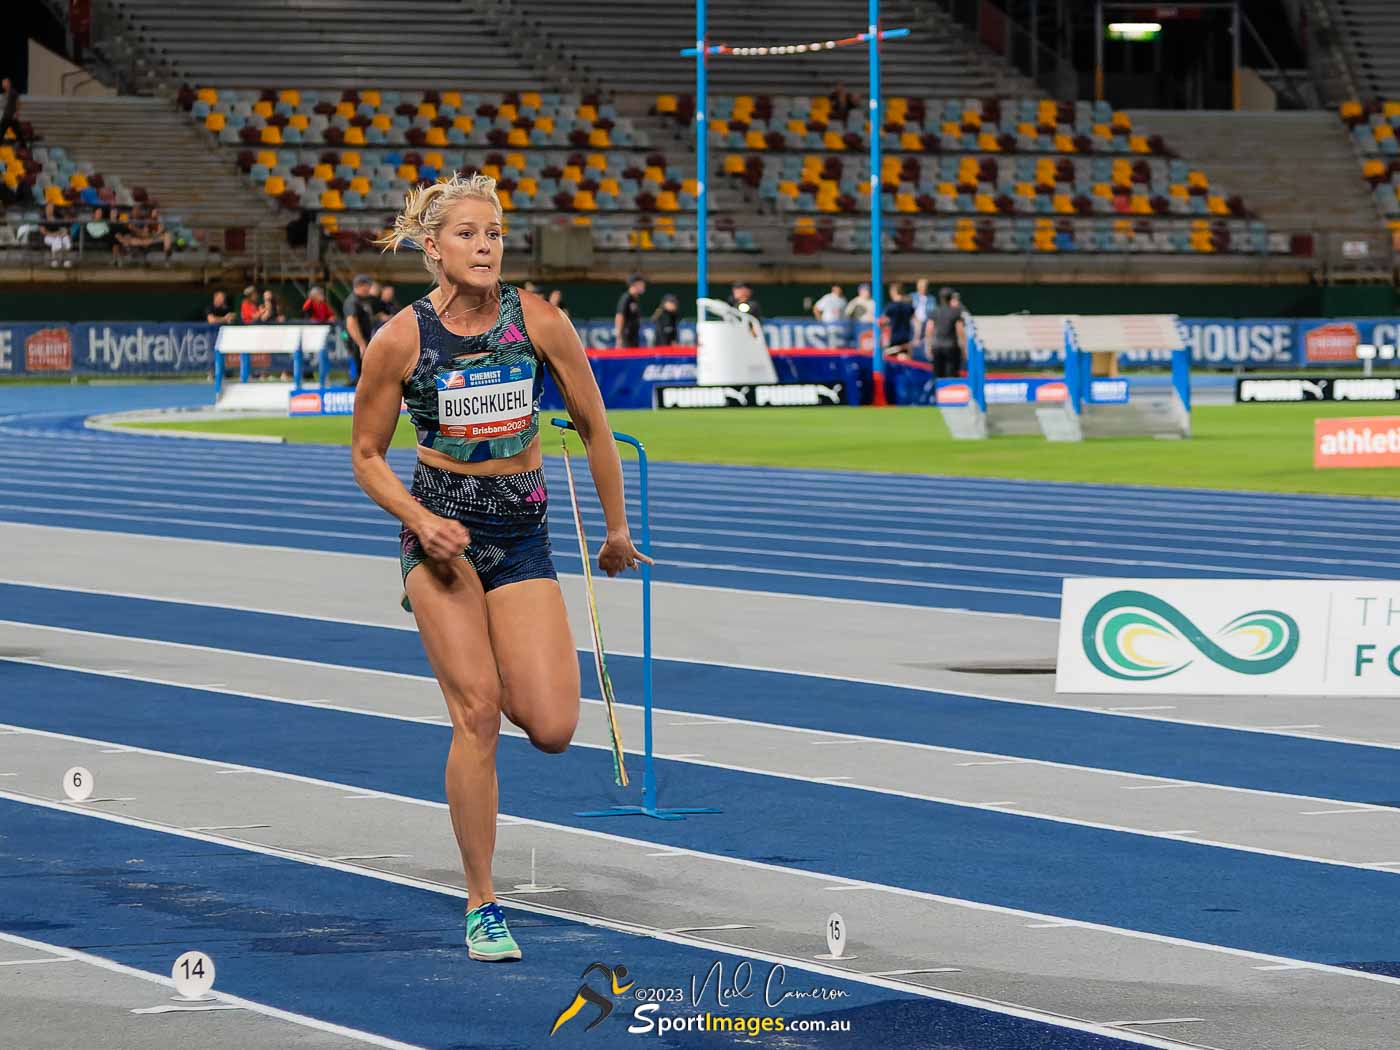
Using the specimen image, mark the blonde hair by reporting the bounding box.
[376,172,503,275]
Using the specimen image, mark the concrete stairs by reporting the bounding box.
[1129,110,1379,231]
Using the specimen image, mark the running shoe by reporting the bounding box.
[465,901,522,961]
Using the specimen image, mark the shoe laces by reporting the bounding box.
[474,902,509,942]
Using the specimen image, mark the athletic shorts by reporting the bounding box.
[398,462,557,608]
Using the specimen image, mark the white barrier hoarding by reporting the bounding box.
[1057,579,1400,696]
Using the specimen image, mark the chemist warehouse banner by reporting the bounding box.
[0,322,217,375]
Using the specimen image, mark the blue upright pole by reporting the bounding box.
[695,0,708,306]
[869,0,887,405]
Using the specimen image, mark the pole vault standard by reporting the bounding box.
[681,5,909,405]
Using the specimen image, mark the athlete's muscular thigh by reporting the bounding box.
[485,578,579,753]
[405,558,502,735]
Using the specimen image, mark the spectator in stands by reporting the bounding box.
[263,289,287,323]
[302,285,335,324]
[42,223,73,269]
[342,273,376,383]
[74,207,116,261]
[813,284,847,323]
[117,206,175,262]
[239,285,264,324]
[0,77,28,149]
[374,283,399,332]
[729,281,762,321]
[927,287,967,379]
[614,273,645,348]
[205,289,235,324]
[881,283,916,358]
[652,293,681,346]
[548,288,570,321]
[828,81,858,122]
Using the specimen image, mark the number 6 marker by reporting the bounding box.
[62,767,92,802]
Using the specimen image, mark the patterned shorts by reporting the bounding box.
[399,462,557,601]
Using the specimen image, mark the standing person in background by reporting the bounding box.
[0,77,28,149]
[728,281,762,321]
[239,285,264,324]
[547,288,570,321]
[843,282,875,346]
[263,289,286,323]
[342,273,376,384]
[927,287,967,379]
[205,289,235,325]
[813,284,846,324]
[880,283,916,358]
[614,273,645,348]
[375,283,400,333]
[651,293,681,345]
[910,278,933,360]
[302,285,336,323]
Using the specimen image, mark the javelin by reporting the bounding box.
[680,27,909,57]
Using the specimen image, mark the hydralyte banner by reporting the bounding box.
[0,322,219,375]
[1058,578,1400,696]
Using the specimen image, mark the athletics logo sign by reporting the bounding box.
[1081,590,1299,681]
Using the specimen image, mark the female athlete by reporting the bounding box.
[351,173,649,961]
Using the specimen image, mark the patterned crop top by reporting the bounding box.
[402,282,545,464]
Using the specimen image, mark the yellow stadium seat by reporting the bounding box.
[895,193,917,213]
[423,127,445,147]
[589,128,612,148]
[1376,123,1397,141]
[254,150,276,168]
[373,114,394,131]
[260,125,282,144]
[1187,170,1209,189]
[498,190,513,211]
[1034,229,1057,251]
[961,110,981,128]
[1092,182,1112,199]
[289,113,309,130]
[742,129,765,150]
[1111,110,1132,129]
[823,131,845,150]
[1339,101,1362,120]
[417,102,437,120]
[521,91,541,109]
[1014,182,1035,198]
[397,164,418,181]
[586,153,607,171]
[1054,133,1075,152]
[978,132,1001,152]
[573,189,596,211]
[682,177,699,195]
[481,163,501,180]
[900,132,923,151]
[320,189,344,210]
[655,94,678,114]
[733,94,754,115]
[711,119,729,135]
[450,115,471,132]
[534,115,553,133]
[787,119,807,135]
[44,185,69,206]
[349,176,371,195]
[497,103,517,121]
[344,127,366,145]
[252,99,273,119]
[1190,231,1215,253]
[337,150,359,170]
[1383,101,1400,118]
[360,90,381,108]
[335,101,355,119]
[264,175,286,196]
[974,193,996,213]
[1364,158,1387,179]
[576,104,597,122]
[570,215,591,228]
[1169,183,1189,198]
[1129,135,1149,152]
[642,165,665,184]
[1053,194,1074,213]
[723,155,746,176]
[278,89,300,106]
[197,87,218,105]
[313,163,334,181]
[1129,195,1152,214]
[778,180,799,198]
[441,91,460,109]
[69,173,89,190]
[518,176,538,195]
[599,177,620,195]
[1092,123,1111,139]
[562,164,584,183]
[941,121,960,136]
[317,213,338,230]
[1207,195,1229,215]
[204,112,226,132]
[656,191,679,212]
[937,181,956,198]
[507,128,529,147]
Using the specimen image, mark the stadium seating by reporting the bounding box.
[1340,99,1400,230]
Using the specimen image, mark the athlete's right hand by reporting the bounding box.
[413,513,470,562]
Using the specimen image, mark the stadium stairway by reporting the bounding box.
[1127,110,1379,231]
[20,95,281,244]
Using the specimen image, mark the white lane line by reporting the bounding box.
[187,824,271,832]
[1255,724,1324,731]
[341,795,383,801]
[0,789,1196,1050]
[1106,1018,1206,1028]
[1122,783,1197,791]
[868,968,963,977]
[1158,830,1199,837]
[327,854,413,862]
[3,655,1394,876]
[1106,706,1177,713]
[814,776,853,783]
[0,957,78,967]
[1366,861,1400,868]
[0,930,427,1049]
[956,759,1025,767]
[645,851,687,858]
[664,924,756,934]
[7,726,1400,999]
[1300,807,1391,816]
[657,753,705,760]
[1254,963,1311,971]
[1026,922,1076,929]
[132,1004,243,1015]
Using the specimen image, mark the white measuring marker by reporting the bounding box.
[512,848,565,894]
[814,912,856,960]
[62,767,93,802]
[170,951,216,1002]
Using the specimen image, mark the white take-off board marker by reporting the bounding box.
[815,912,856,960]
[171,951,216,1002]
[62,767,93,802]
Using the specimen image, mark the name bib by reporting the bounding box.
[435,362,535,440]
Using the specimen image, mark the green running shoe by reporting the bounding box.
[466,901,522,962]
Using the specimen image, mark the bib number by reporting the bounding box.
[436,363,535,440]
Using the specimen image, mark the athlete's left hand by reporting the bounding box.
[598,530,654,577]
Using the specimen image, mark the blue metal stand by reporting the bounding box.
[552,418,720,821]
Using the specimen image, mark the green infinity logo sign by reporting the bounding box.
[1083,590,1300,680]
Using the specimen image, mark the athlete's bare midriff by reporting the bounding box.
[415,435,543,476]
